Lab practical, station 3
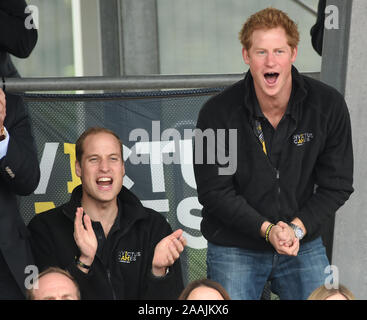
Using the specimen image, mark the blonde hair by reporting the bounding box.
[239,7,300,51]
[307,284,355,300]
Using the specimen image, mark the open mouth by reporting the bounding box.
[96,177,113,189]
[264,72,279,85]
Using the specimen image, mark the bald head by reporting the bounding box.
[29,269,80,300]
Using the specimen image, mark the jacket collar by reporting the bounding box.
[62,184,148,228]
[243,65,308,121]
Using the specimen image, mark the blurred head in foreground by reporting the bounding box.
[178,278,231,300]
[307,284,355,300]
[27,267,80,300]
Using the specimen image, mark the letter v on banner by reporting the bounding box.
[34,142,59,194]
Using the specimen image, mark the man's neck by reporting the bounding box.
[255,86,292,129]
[81,197,118,237]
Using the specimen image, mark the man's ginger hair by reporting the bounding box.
[239,7,300,51]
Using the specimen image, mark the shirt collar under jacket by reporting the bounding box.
[62,184,147,233]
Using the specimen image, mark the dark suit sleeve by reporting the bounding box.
[142,212,184,299]
[0,94,40,195]
[0,0,38,58]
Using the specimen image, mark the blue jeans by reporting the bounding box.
[207,237,330,300]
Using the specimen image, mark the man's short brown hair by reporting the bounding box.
[239,7,300,51]
[75,127,123,164]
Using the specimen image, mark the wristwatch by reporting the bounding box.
[289,223,304,240]
[0,126,6,141]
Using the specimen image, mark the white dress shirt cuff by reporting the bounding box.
[0,126,10,160]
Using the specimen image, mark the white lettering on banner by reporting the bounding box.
[161,128,181,165]
[179,139,196,189]
[132,141,175,192]
[34,142,59,194]
[177,197,207,249]
[122,145,134,189]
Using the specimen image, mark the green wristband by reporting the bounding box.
[265,223,275,242]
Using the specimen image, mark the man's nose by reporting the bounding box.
[99,158,110,171]
[265,53,276,66]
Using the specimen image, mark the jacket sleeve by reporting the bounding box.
[142,212,184,299]
[66,259,115,300]
[0,94,40,196]
[0,0,38,58]
[28,215,61,272]
[193,100,267,240]
[296,97,354,238]
[310,0,326,56]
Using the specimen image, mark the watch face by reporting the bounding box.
[290,223,304,239]
[295,228,304,239]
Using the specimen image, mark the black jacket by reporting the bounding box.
[0,93,40,295]
[0,0,38,77]
[194,66,354,251]
[28,185,184,300]
[310,0,326,56]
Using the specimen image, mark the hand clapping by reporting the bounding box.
[73,207,98,272]
[152,229,187,277]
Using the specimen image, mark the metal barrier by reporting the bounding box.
[4,73,320,92]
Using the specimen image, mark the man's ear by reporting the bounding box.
[75,160,81,178]
[291,46,298,63]
[242,47,250,65]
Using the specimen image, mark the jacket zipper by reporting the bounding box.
[276,169,281,213]
[106,268,117,300]
[259,151,281,216]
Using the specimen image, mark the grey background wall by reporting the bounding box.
[330,0,367,300]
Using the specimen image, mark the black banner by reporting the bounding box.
[20,88,224,285]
